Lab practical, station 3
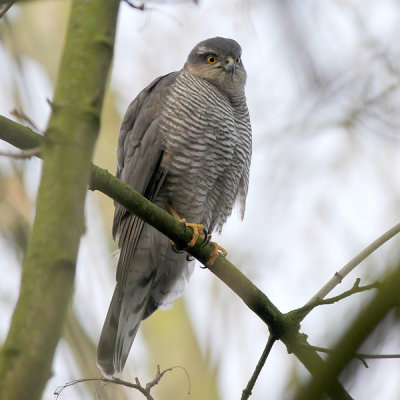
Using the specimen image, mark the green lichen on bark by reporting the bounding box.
[0,1,119,400]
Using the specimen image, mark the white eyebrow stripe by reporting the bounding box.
[197,45,215,54]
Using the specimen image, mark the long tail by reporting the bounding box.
[97,275,154,376]
[97,286,121,376]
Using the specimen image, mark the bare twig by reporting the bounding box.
[0,0,15,19]
[54,365,190,400]
[10,108,39,131]
[241,335,276,400]
[293,279,380,318]
[147,365,191,394]
[0,146,40,159]
[300,343,400,369]
[123,0,145,10]
[54,377,154,400]
[315,279,379,306]
[304,222,400,316]
[121,0,187,26]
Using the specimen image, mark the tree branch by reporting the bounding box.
[292,279,380,318]
[55,364,190,400]
[55,377,155,400]
[294,263,400,400]
[303,222,400,316]
[0,1,15,19]
[0,116,353,400]
[0,0,120,399]
[123,0,145,10]
[0,115,43,150]
[241,335,276,400]
[0,146,40,159]
[315,280,379,306]
[10,108,40,131]
[300,343,400,368]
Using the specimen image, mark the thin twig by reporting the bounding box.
[0,146,40,159]
[10,108,40,131]
[300,343,400,368]
[241,335,276,400]
[293,279,380,317]
[0,1,16,19]
[316,279,379,306]
[54,365,190,400]
[54,377,154,400]
[121,0,190,26]
[304,222,400,315]
[145,364,191,395]
[123,0,145,10]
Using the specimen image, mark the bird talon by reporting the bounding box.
[186,222,204,247]
[202,233,212,246]
[170,239,185,253]
[166,204,204,248]
[206,241,227,267]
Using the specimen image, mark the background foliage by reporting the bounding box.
[1,1,400,399]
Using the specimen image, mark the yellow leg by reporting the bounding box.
[185,222,205,247]
[166,204,205,247]
[206,241,228,267]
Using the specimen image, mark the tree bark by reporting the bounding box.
[0,1,119,399]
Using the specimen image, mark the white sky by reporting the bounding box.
[1,1,400,399]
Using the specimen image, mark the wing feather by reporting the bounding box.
[97,72,179,376]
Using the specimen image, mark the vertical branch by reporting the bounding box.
[0,1,119,400]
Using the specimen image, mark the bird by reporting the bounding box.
[97,37,252,376]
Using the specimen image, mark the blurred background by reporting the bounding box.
[1,0,400,399]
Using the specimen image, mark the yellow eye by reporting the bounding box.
[236,56,241,64]
[206,55,217,64]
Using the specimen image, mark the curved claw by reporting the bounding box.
[202,233,212,246]
[170,239,186,253]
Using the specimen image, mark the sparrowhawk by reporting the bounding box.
[97,37,252,376]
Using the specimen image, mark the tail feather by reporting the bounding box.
[113,274,154,373]
[97,227,190,376]
[97,274,155,376]
[97,286,121,376]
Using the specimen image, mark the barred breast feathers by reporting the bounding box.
[159,71,252,231]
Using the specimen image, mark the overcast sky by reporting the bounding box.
[1,1,400,399]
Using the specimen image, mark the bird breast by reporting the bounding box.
[157,72,251,233]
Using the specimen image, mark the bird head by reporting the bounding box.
[183,37,247,96]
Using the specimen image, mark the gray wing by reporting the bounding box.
[113,71,179,241]
[97,71,179,376]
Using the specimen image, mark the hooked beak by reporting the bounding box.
[223,56,236,72]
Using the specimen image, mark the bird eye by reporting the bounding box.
[206,55,217,64]
[236,56,241,64]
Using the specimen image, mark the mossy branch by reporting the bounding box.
[0,117,353,400]
[0,0,119,399]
